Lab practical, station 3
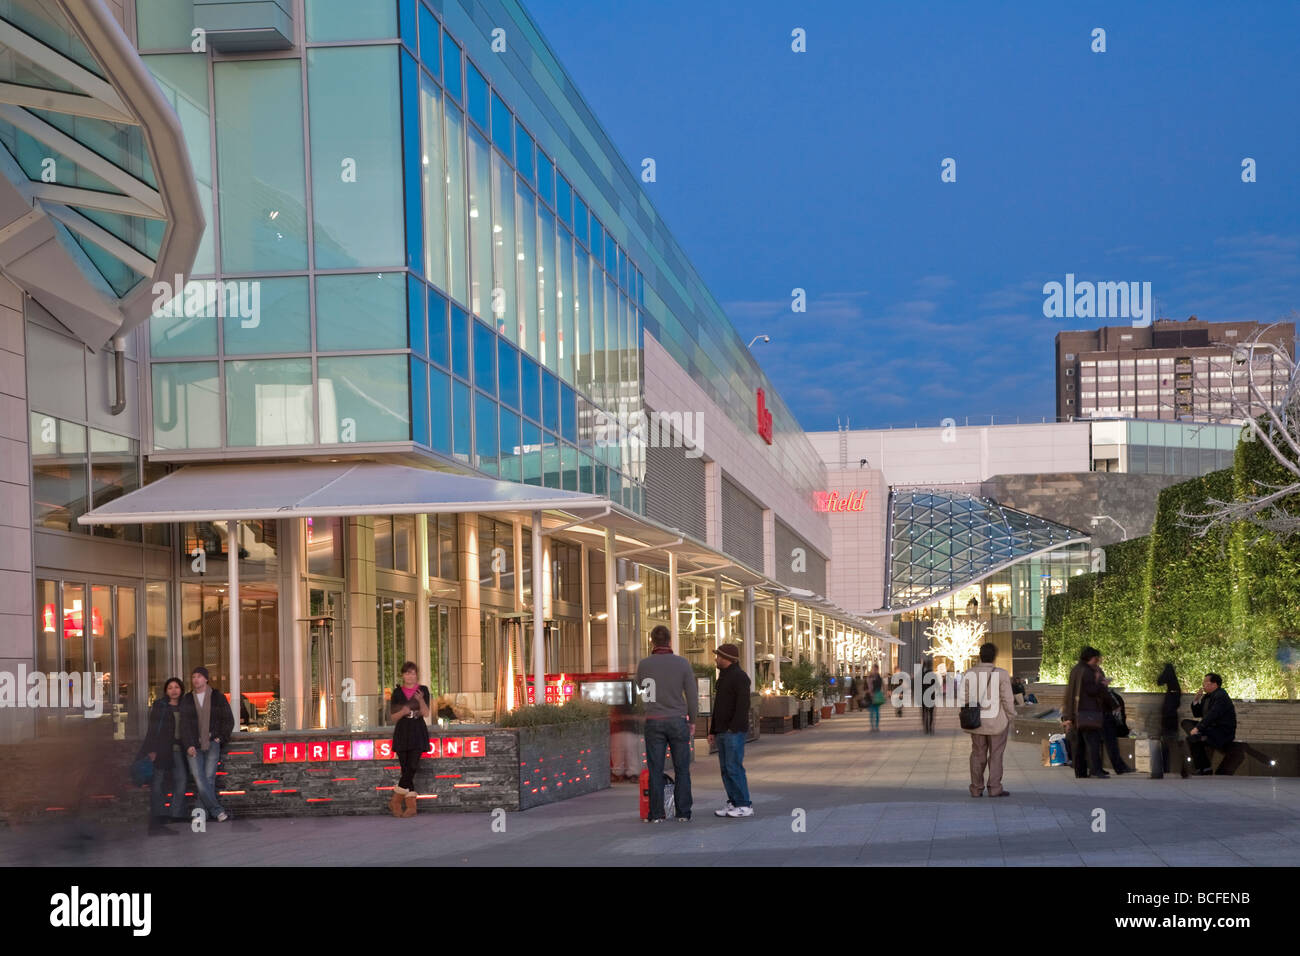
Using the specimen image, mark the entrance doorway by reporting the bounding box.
[376,595,410,725]
[306,588,344,729]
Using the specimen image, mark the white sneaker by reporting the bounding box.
[724,805,754,818]
[714,802,735,817]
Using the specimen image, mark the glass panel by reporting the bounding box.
[515,121,534,183]
[562,445,579,491]
[500,409,521,482]
[438,514,457,581]
[517,180,538,357]
[318,355,410,443]
[90,584,114,724]
[316,273,407,351]
[430,366,451,453]
[308,47,404,269]
[408,275,426,355]
[89,428,140,541]
[573,244,587,390]
[441,32,462,100]
[145,581,169,704]
[466,61,488,130]
[150,282,218,357]
[537,152,554,208]
[64,582,86,683]
[223,277,309,355]
[410,357,430,446]
[499,338,519,410]
[542,369,559,434]
[558,228,574,384]
[394,515,414,572]
[543,444,561,488]
[491,151,516,342]
[522,420,541,485]
[451,304,470,379]
[452,379,471,459]
[305,0,397,40]
[401,51,423,274]
[418,2,439,78]
[490,91,512,158]
[214,60,306,271]
[561,385,577,444]
[152,362,220,449]
[444,101,469,305]
[306,516,344,577]
[226,359,314,447]
[398,0,417,49]
[420,73,446,289]
[539,208,557,372]
[30,413,86,532]
[475,391,498,474]
[580,453,594,493]
[428,289,449,367]
[522,355,540,422]
[591,261,606,402]
[143,55,214,274]
[375,515,393,570]
[135,0,194,48]
[556,175,572,229]
[474,319,496,395]
[467,127,493,319]
[573,194,588,249]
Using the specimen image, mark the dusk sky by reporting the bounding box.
[526,0,1300,432]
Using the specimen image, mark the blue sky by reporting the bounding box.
[524,0,1300,431]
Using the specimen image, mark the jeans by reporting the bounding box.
[149,748,189,820]
[921,706,935,734]
[644,717,693,819]
[1070,727,1104,776]
[716,731,751,808]
[867,704,880,731]
[186,742,226,819]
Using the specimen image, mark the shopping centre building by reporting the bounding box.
[1,0,887,744]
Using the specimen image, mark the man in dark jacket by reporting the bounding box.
[709,643,753,818]
[180,666,234,821]
[1061,647,1108,778]
[1182,673,1237,775]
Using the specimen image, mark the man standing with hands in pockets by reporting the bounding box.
[710,643,754,818]
[635,625,698,822]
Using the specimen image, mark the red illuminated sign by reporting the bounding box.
[284,742,306,762]
[307,742,329,762]
[263,743,283,764]
[260,737,487,763]
[756,389,773,445]
[814,490,868,513]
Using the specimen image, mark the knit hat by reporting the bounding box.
[192,666,211,681]
[714,643,740,662]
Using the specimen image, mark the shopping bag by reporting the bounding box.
[1047,734,1067,767]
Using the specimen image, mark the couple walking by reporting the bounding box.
[635,625,753,822]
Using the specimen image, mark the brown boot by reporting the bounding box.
[403,791,418,817]
[390,786,407,817]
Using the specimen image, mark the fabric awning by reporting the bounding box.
[77,461,611,525]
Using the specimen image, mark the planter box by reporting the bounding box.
[834,701,847,715]
[760,716,793,734]
[820,705,833,719]
[760,696,799,718]
[791,711,807,730]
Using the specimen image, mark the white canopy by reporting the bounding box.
[77,461,611,525]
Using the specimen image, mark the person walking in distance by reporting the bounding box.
[920,659,937,735]
[179,666,234,822]
[710,643,753,818]
[139,677,189,831]
[389,661,431,817]
[962,643,1016,797]
[866,664,883,732]
[634,624,698,822]
[1061,647,1108,778]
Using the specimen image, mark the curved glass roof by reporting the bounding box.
[887,489,1089,610]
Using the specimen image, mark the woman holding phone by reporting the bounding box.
[389,661,431,818]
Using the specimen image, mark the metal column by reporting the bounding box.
[668,550,680,654]
[532,511,545,696]
[604,528,618,671]
[742,586,755,675]
[227,519,241,730]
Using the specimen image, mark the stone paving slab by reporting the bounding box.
[3,708,1298,866]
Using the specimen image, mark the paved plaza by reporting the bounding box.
[6,709,1300,866]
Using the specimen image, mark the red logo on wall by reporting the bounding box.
[756,389,774,445]
[814,490,868,513]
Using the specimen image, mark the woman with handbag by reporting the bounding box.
[1060,647,1108,778]
[389,661,432,818]
[138,677,189,830]
[867,665,884,732]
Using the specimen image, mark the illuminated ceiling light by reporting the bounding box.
[593,612,608,621]
[623,581,643,592]
[684,596,700,605]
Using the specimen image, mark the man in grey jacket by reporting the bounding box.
[635,625,698,822]
[961,643,1017,798]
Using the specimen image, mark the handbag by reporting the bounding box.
[130,755,154,786]
[872,690,885,706]
[958,670,985,730]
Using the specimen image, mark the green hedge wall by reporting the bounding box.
[1042,429,1296,698]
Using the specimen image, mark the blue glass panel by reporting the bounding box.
[475,391,498,472]
[537,152,554,208]
[490,92,512,159]
[521,355,541,421]
[579,454,594,494]
[499,338,520,410]
[618,246,627,291]
[410,357,429,446]
[418,2,439,79]
[473,319,496,395]
[515,120,534,183]
[316,273,407,350]
[428,289,449,367]
[451,304,470,380]
[430,366,451,453]
[543,444,561,488]
[407,275,426,355]
[609,469,621,502]
[452,379,471,458]
[561,384,577,444]
[399,0,417,50]
[589,215,601,261]
[556,175,572,229]
[401,51,424,274]
[561,445,578,491]
[499,409,521,482]
[466,61,488,131]
[573,194,588,249]
[542,370,559,433]
[605,231,616,275]
[637,269,644,306]
[442,32,462,100]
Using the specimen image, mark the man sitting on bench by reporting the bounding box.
[1181,673,1237,775]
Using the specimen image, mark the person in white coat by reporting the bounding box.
[961,643,1016,797]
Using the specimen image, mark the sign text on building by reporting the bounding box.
[756,389,773,445]
[814,490,867,513]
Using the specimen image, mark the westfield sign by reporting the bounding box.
[756,388,773,445]
[814,490,868,513]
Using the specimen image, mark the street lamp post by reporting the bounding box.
[1090,514,1128,540]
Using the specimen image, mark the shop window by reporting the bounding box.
[30,413,87,533]
[306,516,344,578]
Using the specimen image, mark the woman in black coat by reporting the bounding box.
[1156,662,1182,775]
[920,660,937,735]
[138,678,188,828]
[389,661,431,818]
